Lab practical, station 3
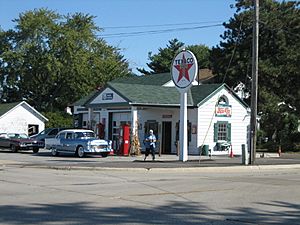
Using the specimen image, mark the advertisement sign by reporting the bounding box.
[171,50,198,92]
[215,104,232,117]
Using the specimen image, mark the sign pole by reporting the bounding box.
[171,49,198,162]
[179,92,188,162]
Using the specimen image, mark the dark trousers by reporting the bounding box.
[145,145,155,160]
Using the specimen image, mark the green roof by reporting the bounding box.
[0,102,21,117]
[190,84,224,106]
[107,82,224,107]
[108,82,194,106]
[78,73,248,108]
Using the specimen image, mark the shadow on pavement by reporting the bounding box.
[0,200,299,225]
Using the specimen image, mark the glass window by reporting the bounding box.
[66,133,73,139]
[214,121,231,142]
[59,133,66,139]
[217,123,227,141]
[218,95,229,105]
[48,129,58,135]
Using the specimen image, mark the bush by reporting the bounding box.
[42,111,73,128]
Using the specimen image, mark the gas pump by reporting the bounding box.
[119,124,130,156]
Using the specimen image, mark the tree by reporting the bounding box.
[210,0,300,149]
[137,38,210,74]
[0,9,131,112]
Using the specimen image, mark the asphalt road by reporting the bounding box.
[0,148,300,224]
[0,162,300,225]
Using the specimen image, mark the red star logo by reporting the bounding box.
[174,53,193,83]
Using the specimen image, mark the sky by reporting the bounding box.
[0,0,236,74]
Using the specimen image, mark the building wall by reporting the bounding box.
[76,87,249,156]
[136,107,198,154]
[197,88,250,155]
[0,105,45,135]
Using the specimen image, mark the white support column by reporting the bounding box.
[88,107,93,130]
[131,106,138,136]
[179,92,188,162]
[100,109,108,140]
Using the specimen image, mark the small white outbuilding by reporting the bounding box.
[0,101,48,136]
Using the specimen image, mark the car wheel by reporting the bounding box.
[33,148,39,153]
[101,152,108,158]
[76,146,85,158]
[51,148,58,156]
[11,145,18,153]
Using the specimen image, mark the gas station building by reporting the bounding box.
[72,73,250,156]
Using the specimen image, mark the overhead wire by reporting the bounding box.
[222,20,243,83]
[98,23,223,38]
[102,20,224,29]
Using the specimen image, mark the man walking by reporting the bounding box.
[144,129,156,161]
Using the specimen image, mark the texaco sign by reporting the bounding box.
[171,50,198,92]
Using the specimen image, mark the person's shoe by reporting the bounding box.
[144,157,146,161]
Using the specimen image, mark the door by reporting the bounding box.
[162,122,172,154]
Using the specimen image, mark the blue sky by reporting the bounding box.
[0,0,236,74]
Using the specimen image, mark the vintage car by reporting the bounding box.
[0,133,44,153]
[45,129,112,158]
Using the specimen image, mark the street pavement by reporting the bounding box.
[1,148,300,225]
[1,148,300,171]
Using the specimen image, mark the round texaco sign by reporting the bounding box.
[171,50,198,92]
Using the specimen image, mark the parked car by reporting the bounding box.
[0,133,44,153]
[45,129,112,158]
[30,128,68,147]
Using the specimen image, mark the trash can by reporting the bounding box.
[202,145,209,156]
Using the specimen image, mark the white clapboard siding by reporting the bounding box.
[197,87,250,155]
[0,102,46,135]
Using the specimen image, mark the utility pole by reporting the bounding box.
[250,0,259,165]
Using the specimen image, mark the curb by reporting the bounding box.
[5,163,300,173]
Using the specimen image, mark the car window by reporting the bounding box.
[39,128,51,135]
[75,132,84,139]
[19,133,29,139]
[7,133,28,139]
[74,132,95,139]
[59,133,66,139]
[66,132,73,139]
[48,129,58,136]
[0,133,7,138]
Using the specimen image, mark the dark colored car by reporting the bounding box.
[0,133,44,153]
[30,128,69,147]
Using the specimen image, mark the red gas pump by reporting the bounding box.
[119,124,130,156]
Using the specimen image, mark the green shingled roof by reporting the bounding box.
[109,82,194,106]
[190,84,224,106]
[0,102,21,117]
[77,73,248,108]
[108,82,223,107]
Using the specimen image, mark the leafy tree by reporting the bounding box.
[210,0,300,149]
[137,38,210,74]
[0,9,131,111]
[43,111,73,128]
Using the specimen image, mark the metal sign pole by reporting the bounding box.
[171,49,198,162]
[179,92,188,162]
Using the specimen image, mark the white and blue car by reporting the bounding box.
[45,129,112,158]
